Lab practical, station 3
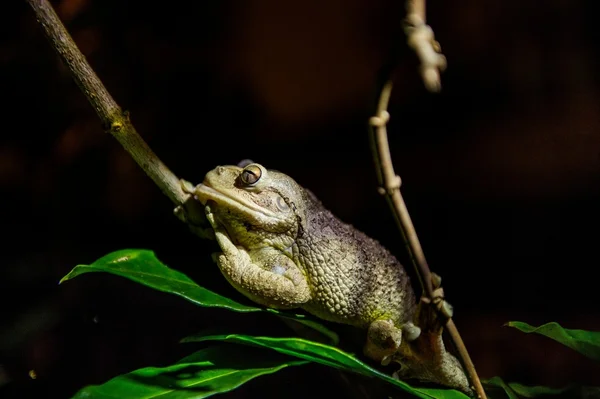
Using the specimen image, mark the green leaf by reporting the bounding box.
[71,345,308,399]
[484,377,600,399]
[507,321,600,361]
[62,249,339,343]
[60,249,261,312]
[182,334,470,399]
[272,311,340,345]
[509,382,600,398]
[485,377,519,399]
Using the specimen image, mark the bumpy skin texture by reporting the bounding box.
[184,163,471,394]
[188,164,416,329]
[184,163,420,365]
[297,194,416,328]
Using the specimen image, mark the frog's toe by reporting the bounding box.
[402,322,421,341]
[381,354,393,366]
[173,205,187,223]
[180,179,196,194]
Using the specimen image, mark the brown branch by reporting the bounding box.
[369,81,486,399]
[25,0,207,229]
[367,2,486,397]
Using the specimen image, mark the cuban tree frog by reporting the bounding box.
[181,162,470,393]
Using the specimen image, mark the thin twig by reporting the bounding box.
[367,1,487,397]
[369,81,486,399]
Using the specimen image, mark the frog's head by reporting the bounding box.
[193,163,308,249]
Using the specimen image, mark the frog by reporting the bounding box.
[178,162,471,394]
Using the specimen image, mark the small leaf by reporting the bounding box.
[507,321,600,361]
[484,377,600,399]
[71,345,307,399]
[183,334,470,399]
[60,249,261,312]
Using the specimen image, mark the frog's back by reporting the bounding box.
[294,193,417,328]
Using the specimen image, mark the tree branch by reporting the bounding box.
[367,2,486,398]
[369,79,486,399]
[26,0,207,229]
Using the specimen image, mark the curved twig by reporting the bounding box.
[369,79,486,399]
[368,2,486,398]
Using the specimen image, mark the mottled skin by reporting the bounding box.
[182,163,470,393]
[184,163,418,357]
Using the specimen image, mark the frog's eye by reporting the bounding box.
[241,164,263,186]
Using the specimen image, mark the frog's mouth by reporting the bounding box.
[192,183,284,222]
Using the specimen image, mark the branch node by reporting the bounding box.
[378,176,402,196]
[368,110,390,127]
[110,120,123,133]
[431,272,442,289]
[388,175,402,192]
[431,287,454,319]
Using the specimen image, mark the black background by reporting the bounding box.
[1,0,600,397]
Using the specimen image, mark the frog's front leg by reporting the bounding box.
[174,179,214,239]
[212,225,311,309]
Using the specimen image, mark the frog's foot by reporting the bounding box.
[189,224,215,240]
[391,361,410,380]
[430,272,454,319]
[174,179,213,239]
[173,205,189,224]
[173,205,188,224]
[393,329,472,395]
[180,179,196,195]
[212,225,310,309]
[364,319,402,366]
[175,203,214,239]
[417,272,454,334]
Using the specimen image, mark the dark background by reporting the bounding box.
[1,0,600,397]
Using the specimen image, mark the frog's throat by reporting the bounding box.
[193,183,285,222]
